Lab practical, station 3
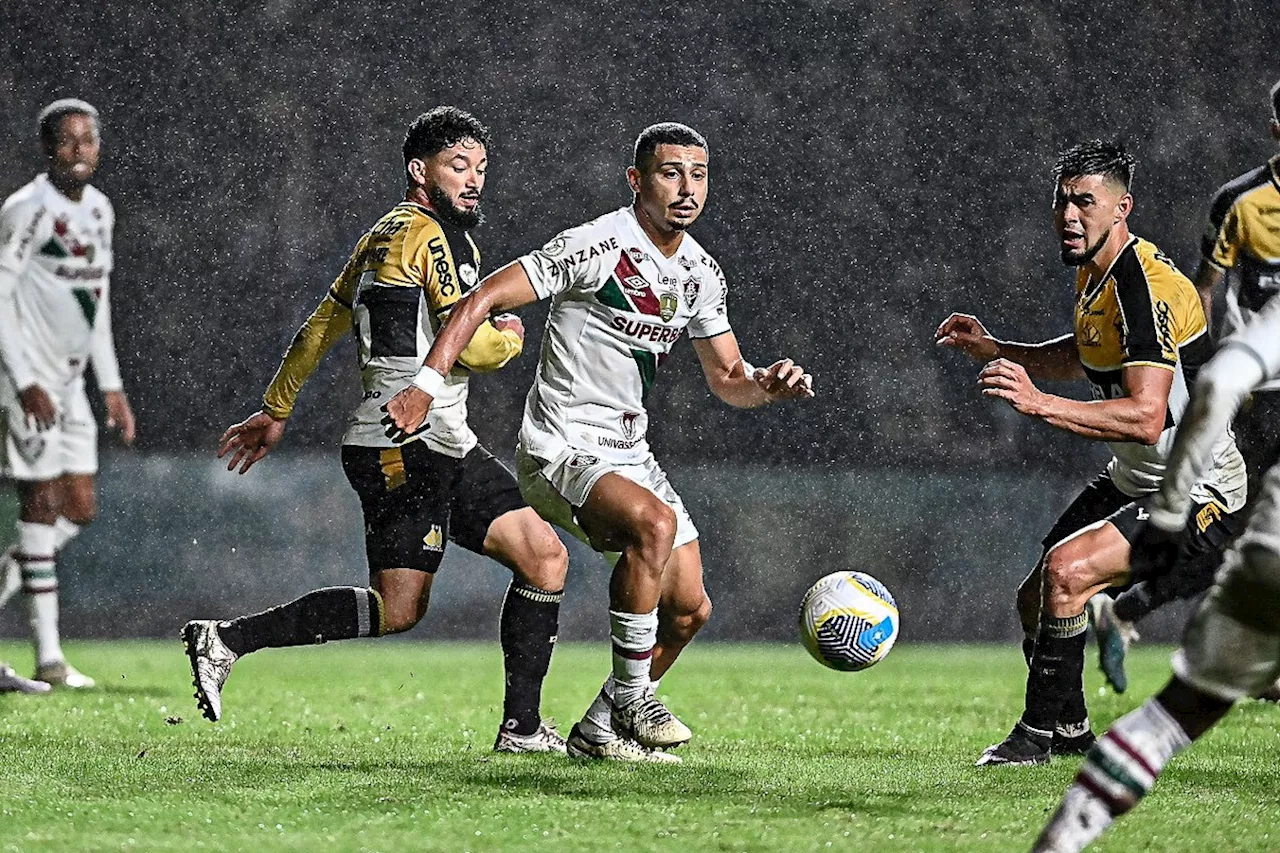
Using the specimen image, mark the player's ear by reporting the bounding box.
[625,166,642,195]
[407,158,428,186]
[1115,192,1133,223]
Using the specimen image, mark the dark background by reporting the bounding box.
[3,0,1276,471]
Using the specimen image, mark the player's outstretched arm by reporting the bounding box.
[382,262,538,441]
[935,313,1083,381]
[692,333,813,409]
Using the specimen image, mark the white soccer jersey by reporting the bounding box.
[0,173,120,394]
[517,206,732,464]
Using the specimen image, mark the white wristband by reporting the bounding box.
[411,366,446,397]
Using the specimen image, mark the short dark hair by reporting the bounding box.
[1271,79,1280,122]
[38,98,99,147]
[403,107,489,171]
[1053,139,1135,191]
[633,122,709,171]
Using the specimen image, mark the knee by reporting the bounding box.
[660,594,712,643]
[630,502,677,567]
[515,528,568,591]
[1043,546,1093,613]
[379,591,429,635]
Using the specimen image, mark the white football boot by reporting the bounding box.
[565,724,681,764]
[0,663,51,694]
[611,694,692,750]
[182,620,238,721]
[35,660,96,689]
[493,721,568,754]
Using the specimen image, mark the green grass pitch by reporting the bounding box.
[1,641,1277,852]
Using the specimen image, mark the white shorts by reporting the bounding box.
[515,442,699,558]
[1,385,98,481]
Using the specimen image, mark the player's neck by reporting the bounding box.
[405,186,432,211]
[1082,224,1132,280]
[47,172,86,202]
[632,202,685,258]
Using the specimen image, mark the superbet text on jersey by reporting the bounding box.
[517,205,731,465]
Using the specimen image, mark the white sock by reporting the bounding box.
[53,517,81,553]
[609,608,658,707]
[18,522,62,666]
[1035,699,1190,852]
[579,676,617,741]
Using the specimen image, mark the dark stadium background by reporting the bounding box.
[1,0,1276,643]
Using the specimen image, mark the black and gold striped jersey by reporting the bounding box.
[1073,235,1244,506]
[262,202,521,455]
[1203,154,1280,389]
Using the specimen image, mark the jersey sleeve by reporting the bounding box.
[1114,250,1177,370]
[517,220,616,300]
[407,219,522,373]
[261,252,357,420]
[0,195,49,390]
[1201,177,1248,271]
[88,285,123,391]
[687,259,732,339]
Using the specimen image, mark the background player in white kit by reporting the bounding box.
[0,99,136,688]
[1031,293,1280,852]
[383,122,814,761]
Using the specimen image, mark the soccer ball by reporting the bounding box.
[799,571,899,671]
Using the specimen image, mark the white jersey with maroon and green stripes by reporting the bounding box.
[517,205,732,464]
[0,173,119,394]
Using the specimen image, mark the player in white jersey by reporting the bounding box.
[383,122,814,762]
[1089,80,1280,693]
[1031,296,1280,852]
[0,99,136,689]
[184,108,569,754]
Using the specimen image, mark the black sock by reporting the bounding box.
[499,578,563,736]
[1019,611,1088,745]
[218,586,383,656]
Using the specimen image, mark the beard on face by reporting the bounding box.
[428,184,483,229]
[1060,228,1109,266]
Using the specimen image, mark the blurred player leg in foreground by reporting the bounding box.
[1033,280,1280,851]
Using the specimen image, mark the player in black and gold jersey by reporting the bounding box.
[937,141,1247,766]
[1090,81,1280,693]
[180,108,572,754]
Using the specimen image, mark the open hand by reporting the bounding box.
[936,313,999,362]
[979,359,1043,415]
[218,410,287,474]
[753,359,815,402]
[381,386,433,443]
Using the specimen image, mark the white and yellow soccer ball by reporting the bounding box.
[799,571,899,671]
